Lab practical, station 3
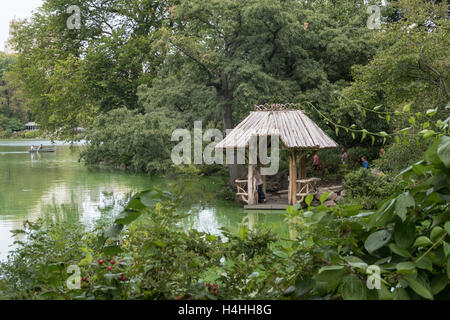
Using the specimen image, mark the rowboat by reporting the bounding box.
[29,146,56,153]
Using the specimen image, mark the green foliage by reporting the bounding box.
[1,136,449,300]
[373,136,429,173]
[0,53,29,129]
[287,135,450,300]
[343,168,406,209]
[334,0,449,145]
[80,108,178,174]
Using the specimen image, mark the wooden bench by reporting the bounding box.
[235,179,249,204]
[296,178,321,203]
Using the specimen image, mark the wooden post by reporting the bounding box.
[262,174,267,195]
[288,150,297,205]
[248,164,256,205]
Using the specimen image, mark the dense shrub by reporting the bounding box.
[80,108,178,174]
[318,149,342,174]
[346,146,379,168]
[343,168,406,209]
[288,136,450,300]
[373,136,429,173]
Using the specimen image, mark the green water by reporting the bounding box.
[0,140,288,260]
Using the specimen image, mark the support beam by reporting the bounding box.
[262,174,267,195]
[247,164,256,205]
[288,150,297,205]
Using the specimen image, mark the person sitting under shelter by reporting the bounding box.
[255,168,266,203]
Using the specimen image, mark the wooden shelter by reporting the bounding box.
[215,104,338,207]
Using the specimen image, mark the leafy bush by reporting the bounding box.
[318,149,342,174]
[285,136,450,300]
[1,137,448,300]
[343,168,406,209]
[346,146,379,168]
[373,136,429,173]
[80,108,178,175]
[0,189,305,300]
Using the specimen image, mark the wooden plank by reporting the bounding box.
[248,164,256,205]
[288,150,297,205]
[244,203,289,210]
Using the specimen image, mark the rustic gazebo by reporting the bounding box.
[215,104,338,207]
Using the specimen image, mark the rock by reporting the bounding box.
[315,189,337,202]
[327,191,337,201]
[341,190,347,197]
[371,168,385,177]
[323,200,337,207]
[328,185,343,193]
[311,200,321,207]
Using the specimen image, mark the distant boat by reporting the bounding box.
[29,146,56,153]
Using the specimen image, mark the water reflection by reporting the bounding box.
[0,140,288,260]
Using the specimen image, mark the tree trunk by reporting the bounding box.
[218,72,246,186]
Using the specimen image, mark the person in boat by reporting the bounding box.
[38,144,43,151]
[30,145,35,151]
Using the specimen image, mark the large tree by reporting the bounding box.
[10,0,177,138]
[138,0,378,180]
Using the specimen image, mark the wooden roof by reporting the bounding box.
[215,109,338,149]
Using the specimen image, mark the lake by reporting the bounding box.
[0,140,288,260]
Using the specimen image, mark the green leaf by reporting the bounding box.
[415,257,432,272]
[403,103,411,112]
[426,108,438,117]
[394,220,416,249]
[448,257,450,279]
[283,285,296,296]
[320,192,331,204]
[140,189,162,207]
[394,192,415,221]
[305,194,314,207]
[431,274,448,295]
[413,236,432,247]
[396,262,416,274]
[378,283,393,300]
[388,243,411,258]
[102,245,123,256]
[393,287,410,300]
[443,242,450,257]
[342,275,367,300]
[344,256,368,271]
[79,247,93,266]
[115,210,143,226]
[445,221,450,235]
[424,138,441,164]
[430,226,446,243]
[294,277,314,298]
[103,224,123,239]
[437,136,450,168]
[402,275,433,300]
[365,230,392,254]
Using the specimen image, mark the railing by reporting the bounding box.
[235,179,249,204]
[296,177,321,203]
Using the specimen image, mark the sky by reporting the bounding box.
[0,0,43,52]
